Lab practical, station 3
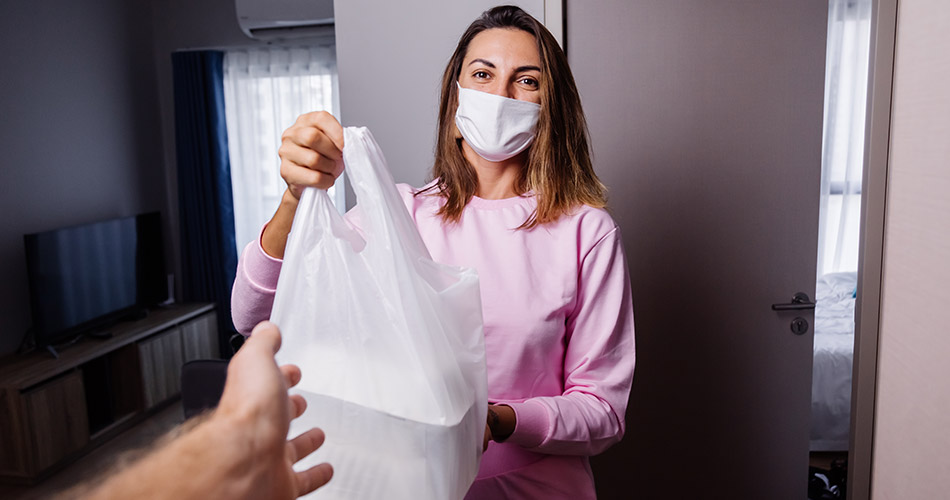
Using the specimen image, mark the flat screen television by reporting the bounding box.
[24,212,167,349]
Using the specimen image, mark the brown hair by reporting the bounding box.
[421,5,607,228]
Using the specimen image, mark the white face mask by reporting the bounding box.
[454,83,541,162]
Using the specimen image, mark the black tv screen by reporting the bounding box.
[24,212,167,346]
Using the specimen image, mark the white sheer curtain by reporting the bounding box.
[223,45,341,254]
[816,0,872,276]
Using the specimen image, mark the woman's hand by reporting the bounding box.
[261,111,344,258]
[279,111,345,199]
[484,404,517,450]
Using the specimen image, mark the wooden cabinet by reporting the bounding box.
[138,327,184,408]
[181,312,218,362]
[23,371,89,474]
[0,303,218,483]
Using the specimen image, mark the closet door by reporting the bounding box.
[569,1,827,498]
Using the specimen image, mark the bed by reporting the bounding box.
[810,272,857,452]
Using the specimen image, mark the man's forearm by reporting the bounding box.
[84,413,251,500]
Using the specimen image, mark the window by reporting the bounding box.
[223,45,342,253]
[817,0,872,276]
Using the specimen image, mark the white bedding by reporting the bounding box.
[810,272,857,451]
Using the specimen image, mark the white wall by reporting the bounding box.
[332,0,543,192]
[871,0,950,497]
[0,0,166,355]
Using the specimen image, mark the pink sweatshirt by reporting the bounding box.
[231,184,636,499]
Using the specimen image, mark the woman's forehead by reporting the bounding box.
[464,28,540,68]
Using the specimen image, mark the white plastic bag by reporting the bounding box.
[270,127,487,500]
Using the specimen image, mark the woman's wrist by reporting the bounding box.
[487,404,517,442]
[261,189,300,259]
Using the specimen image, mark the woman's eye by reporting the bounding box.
[519,77,539,88]
[473,71,490,79]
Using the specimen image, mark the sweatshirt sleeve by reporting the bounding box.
[231,225,283,336]
[505,227,636,455]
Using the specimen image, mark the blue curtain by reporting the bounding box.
[172,51,238,357]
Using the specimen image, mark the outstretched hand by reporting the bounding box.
[216,321,333,498]
[83,321,332,500]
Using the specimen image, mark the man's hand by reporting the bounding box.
[215,321,333,498]
[83,321,331,500]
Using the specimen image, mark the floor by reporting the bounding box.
[0,400,184,500]
[0,404,849,499]
[810,451,848,470]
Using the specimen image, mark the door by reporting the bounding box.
[568,1,827,498]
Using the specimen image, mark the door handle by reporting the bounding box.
[771,292,816,311]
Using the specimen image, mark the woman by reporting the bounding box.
[231,6,635,499]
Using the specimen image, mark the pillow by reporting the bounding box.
[816,272,858,304]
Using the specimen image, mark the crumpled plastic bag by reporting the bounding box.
[270,126,487,499]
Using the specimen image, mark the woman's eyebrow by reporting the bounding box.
[467,59,541,74]
[469,58,496,68]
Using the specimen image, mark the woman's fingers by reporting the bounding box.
[282,111,344,160]
[281,159,339,191]
[294,110,345,152]
[283,125,343,162]
[278,111,346,195]
[278,144,343,179]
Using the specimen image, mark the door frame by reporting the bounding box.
[849,0,898,498]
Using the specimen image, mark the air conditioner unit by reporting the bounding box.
[235,0,334,41]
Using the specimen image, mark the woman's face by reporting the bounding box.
[458,28,542,104]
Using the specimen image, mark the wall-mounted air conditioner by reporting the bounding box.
[235,0,334,41]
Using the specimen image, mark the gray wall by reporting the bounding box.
[0,0,165,355]
[0,0,273,356]
[146,0,272,303]
[333,0,543,190]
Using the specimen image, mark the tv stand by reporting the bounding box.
[0,303,217,484]
[125,307,150,321]
[87,330,114,340]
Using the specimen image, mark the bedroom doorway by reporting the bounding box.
[567,0,904,495]
[808,0,873,497]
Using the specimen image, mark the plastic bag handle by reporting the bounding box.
[340,127,432,259]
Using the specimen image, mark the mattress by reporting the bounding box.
[810,272,857,452]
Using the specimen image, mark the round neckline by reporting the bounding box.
[467,192,536,210]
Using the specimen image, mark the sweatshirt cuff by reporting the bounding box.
[505,400,549,449]
[244,224,283,291]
